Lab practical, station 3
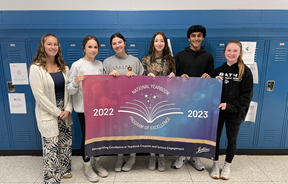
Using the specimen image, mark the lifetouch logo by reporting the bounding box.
[196,147,210,154]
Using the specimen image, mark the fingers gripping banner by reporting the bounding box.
[83,75,222,160]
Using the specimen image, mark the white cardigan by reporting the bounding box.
[29,64,73,137]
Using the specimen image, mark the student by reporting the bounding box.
[103,32,144,172]
[210,40,253,180]
[67,35,108,182]
[141,31,176,172]
[173,25,214,171]
[29,33,73,184]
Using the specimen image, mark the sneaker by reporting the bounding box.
[94,160,108,178]
[210,161,220,179]
[173,156,186,169]
[115,155,124,172]
[63,172,72,179]
[190,157,205,171]
[122,156,135,171]
[158,157,165,172]
[220,162,231,180]
[84,162,99,182]
[148,156,156,170]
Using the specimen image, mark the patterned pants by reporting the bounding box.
[42,98,72,184]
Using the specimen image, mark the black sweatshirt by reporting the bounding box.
[175,46,214,77]
[214,62,253,121]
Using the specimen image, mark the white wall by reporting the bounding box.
[0,0,288,10]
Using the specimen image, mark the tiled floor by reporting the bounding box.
[0,155,287,184]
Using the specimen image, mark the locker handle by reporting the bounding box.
[7,82,15,92]
[266,80,275,91]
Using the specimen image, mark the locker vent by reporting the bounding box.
[237,130,248,141]
[264,129,276,141]
[215,49,226,63]
[67,49,80,64]
[274,48,287,62]
[254,48,258,62]
[127,49,139,58]
[0,131,3,142]
[98,49,109,62]
[19,130,31,142]
[7,49,21,62]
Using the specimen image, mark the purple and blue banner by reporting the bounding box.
[83,75,222,160]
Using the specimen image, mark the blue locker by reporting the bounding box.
[258,40,288,148]
[97,41,110,62]
[60,41,83,149]
[208,40,231,149]
[125,40,147,61]
[0,41,38,149]
[0,71,10,149]
[237,40,265,148]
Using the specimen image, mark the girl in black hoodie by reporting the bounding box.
[210,40,253,180]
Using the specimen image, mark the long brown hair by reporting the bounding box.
[148,32,176,74]
[30,33,68,73]
[223,40,245,80]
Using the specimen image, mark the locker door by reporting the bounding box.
[0,72,10,149]
[60,41,83,149]
[208,40,231,149]
[258,40,288,148]
[238,40,265,148]
[0,41,38,149]
[60,41,83,66]
[126,40,147,61]
[97,41,110,62]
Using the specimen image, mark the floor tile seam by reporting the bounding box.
[185,164,194,182]
[247,156,274,182]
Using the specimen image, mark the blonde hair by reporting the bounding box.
[30,33,68,73]
[224,40,245,80]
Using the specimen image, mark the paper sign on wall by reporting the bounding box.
[9,63,29,85]
[245,101,258,123]
[8,93,27,114]
[247,62,259,84]
[241,42,257,65]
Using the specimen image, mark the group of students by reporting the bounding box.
[29,25,253,184]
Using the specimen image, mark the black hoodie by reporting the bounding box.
[175,46,214,77]
[214,62,253,121]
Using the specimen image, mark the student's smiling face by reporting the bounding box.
[188,32,204,51]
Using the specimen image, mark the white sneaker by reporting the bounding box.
[210,161,220,179]
[122,155,136,171]
[190,157,205,171]
[94,160,108,178]
[158,157,165,172]
[84,162,99,182]
[221,161,231,180]
[148,156,156,170]
[115,155,124,172]
[173,156,187,169]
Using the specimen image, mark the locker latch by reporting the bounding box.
[7,82,15,92]
[266,80,275,91]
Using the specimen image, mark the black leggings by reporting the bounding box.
[77,113,90,162]
[215,118,242,163]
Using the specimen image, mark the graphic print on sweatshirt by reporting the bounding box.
[219,72,242,83]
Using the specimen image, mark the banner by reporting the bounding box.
[83,75,222,160]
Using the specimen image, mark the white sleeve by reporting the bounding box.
[29,65,61,117]
[66,62,80,95]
